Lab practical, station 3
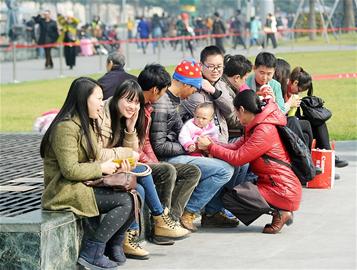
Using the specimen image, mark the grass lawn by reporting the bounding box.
[279,32,357,47]
[1,50,356,140]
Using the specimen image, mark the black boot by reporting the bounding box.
[105,234,126,265]
[78,239,118,270]
[335,156,348,168]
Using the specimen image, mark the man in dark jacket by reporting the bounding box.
[98,52,137,100]
[212,12,226,53]
[150,59,237,232]
[231,9,246,50]
[33,10,59,69]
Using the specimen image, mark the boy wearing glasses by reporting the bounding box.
[180,45,232,144]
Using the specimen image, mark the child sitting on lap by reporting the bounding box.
[179,102,219,156]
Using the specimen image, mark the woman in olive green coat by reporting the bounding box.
[40,77,133,270]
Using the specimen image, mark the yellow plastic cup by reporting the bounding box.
[113,157,136,167]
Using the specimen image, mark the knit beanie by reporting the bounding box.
[172,59,202,90]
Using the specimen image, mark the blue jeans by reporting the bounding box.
[129,165,163,230]
[167,155,234,214]
[205,163,250,214]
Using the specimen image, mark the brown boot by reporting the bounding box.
[180,211,198,232]
[262,210,294,234]
[123,229,149,260]
[152,207,190,240]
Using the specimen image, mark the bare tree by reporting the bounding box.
[309,0,316,40]
[343,0,355,29]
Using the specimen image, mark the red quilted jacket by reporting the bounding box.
[139,103,159,163]
[208,101,302,211]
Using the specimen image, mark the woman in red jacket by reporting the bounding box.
[197,90,302,234]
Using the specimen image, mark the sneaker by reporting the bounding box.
[123,229,149,260]
[180,211,198,232]
[201,212,239,228]
[335,156,348,168]
[222,208,239,221]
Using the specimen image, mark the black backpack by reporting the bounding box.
[262,125,316,185]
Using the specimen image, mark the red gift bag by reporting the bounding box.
[306,140,335,189]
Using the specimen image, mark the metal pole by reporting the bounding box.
[125,40,130,70]
[99,43,103,72]
[59,44,64,78]
[291,30,295,52]
[12,42,18,83]
[181,38,186,59]
[157,37,161,64]
[316,0,329,43]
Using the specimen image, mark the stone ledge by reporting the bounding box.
[0,210,82,270]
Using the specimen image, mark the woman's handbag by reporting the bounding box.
[299,96,332,126]
[84,162,152,191]
[84,162,152,223]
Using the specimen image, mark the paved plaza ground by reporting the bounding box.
[110,141,357,270]
[0,136,355,270]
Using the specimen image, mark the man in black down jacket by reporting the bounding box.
[33,10,59,69]
[98,52,137,100]
[150,59,238,232]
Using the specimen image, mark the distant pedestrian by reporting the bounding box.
[231,10,246,50]
[137,16,150,54]
[57,12,79,69]
[176,13,194,57]
[33,10,59,69]
[151,13,163,54]
[127,17,135,39]
[263,13,278,49]
[249,16,262,47]
[212,12,226,53]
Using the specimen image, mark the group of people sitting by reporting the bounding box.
[40,47,348,270]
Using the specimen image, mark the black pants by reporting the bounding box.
[265,33,277,48]
[44,47,53,67]
[312,122,331,150]
[233,34,246,49]
[215,37,225,53]
[84,187,134,244]
[64,46,76,68]
[150,163,201,220]
[299,119,313,150]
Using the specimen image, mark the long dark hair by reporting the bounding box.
[40,77,102,159]
[108,79,145,147]
[273,58,291,99]
[290,66,313,96]
[234,89,263,114]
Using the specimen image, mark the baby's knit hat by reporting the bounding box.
[173,59,202,90]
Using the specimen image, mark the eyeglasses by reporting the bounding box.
[202,63,224,72]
